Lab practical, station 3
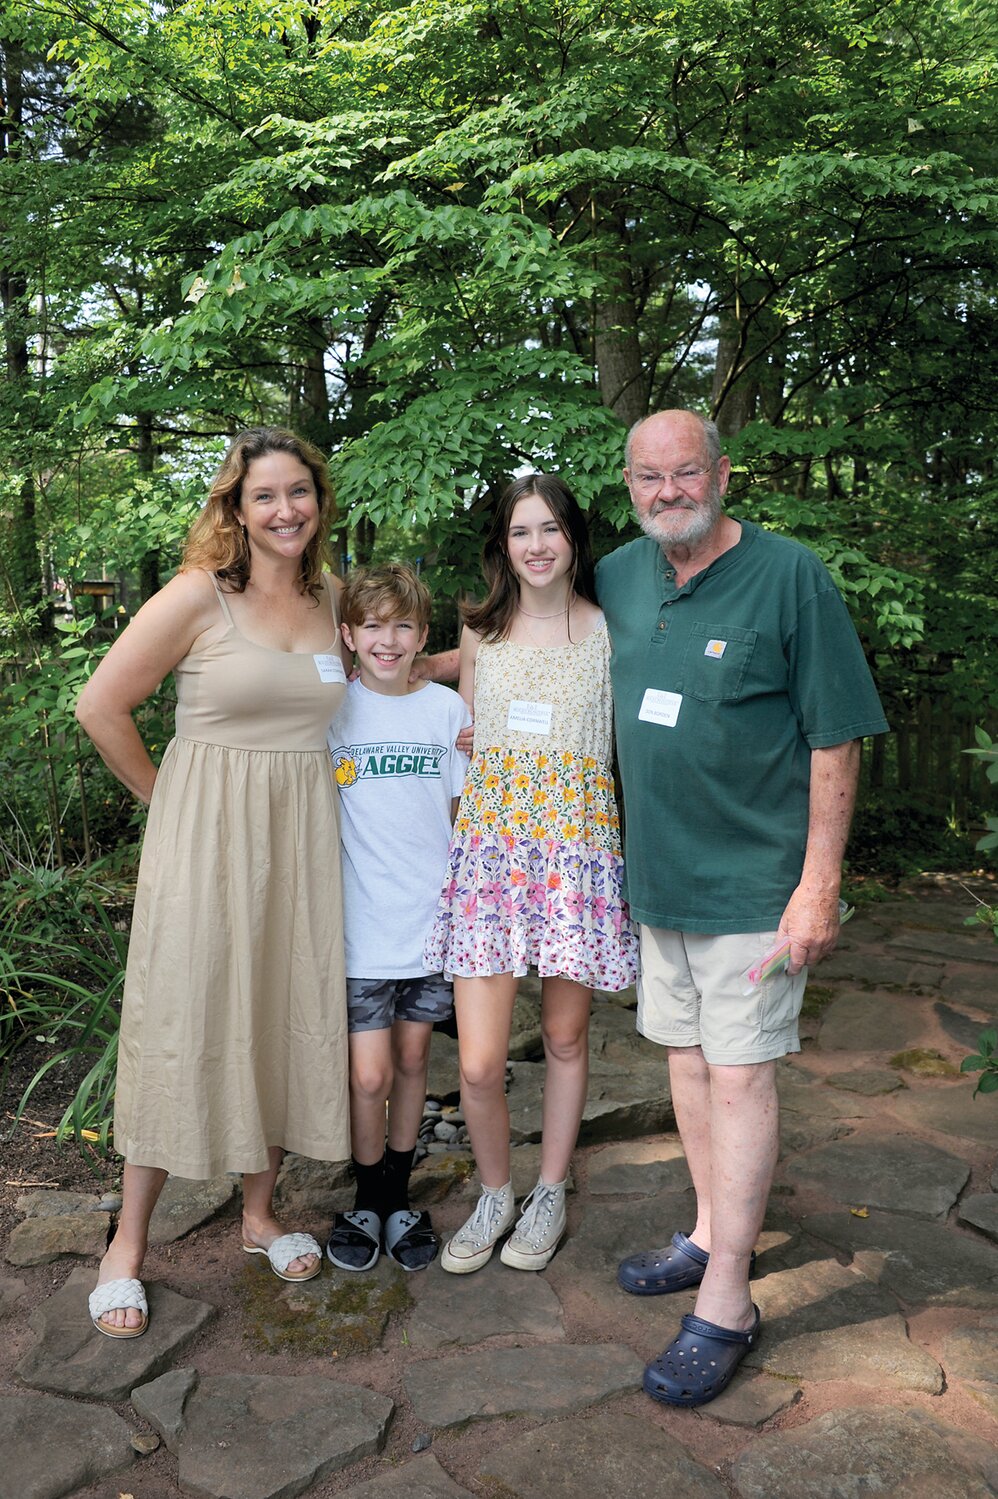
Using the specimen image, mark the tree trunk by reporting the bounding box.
[136,410,160,600]
[0,44,45,631]
[592,206,649,429]
[711,309,756,437]
[300,316,332,452]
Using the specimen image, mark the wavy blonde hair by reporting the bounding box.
[182,427,335,598]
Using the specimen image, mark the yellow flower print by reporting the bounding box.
[537,754,549,768]
[563,823,579,839]
[503,754,516,771]
[485,774,500,789]
[512,810,529,825]
[483,810,498,825]
[502,789,513,805]
[514,773,530,789]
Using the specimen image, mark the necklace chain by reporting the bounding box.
[517,603,570,619]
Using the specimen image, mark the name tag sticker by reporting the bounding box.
[508,699,553,735]
[704,639,727,658]
[313,653,347,684]
[638,688,683,727]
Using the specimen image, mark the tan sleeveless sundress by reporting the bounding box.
[113,574,350,1177]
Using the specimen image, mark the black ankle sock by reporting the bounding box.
[382,1145,416,1216]
[352,1154,385,1214]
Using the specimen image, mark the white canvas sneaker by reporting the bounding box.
[499,1179,567,1270]
[440,1181,515,1273]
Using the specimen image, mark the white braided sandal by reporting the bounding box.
[88,1277,149,1339]
[242,1231,322,1282]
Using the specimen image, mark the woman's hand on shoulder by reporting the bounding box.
[456,715,475,758]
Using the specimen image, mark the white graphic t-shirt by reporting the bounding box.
[327,680,471,977]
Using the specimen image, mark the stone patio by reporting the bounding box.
[3,878,998,1497]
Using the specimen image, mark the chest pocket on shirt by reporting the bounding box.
[681,621,757,703]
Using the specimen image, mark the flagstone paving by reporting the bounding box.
[3,876,998,1497]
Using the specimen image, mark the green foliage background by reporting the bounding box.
[1,0,997,873]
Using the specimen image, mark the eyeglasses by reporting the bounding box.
[631,465,713,492]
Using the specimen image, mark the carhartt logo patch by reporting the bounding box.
[704,639,727,658]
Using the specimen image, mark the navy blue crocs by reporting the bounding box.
[643,1305,761,1407]
[617,1232,710,1295]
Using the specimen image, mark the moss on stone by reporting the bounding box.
[238,1261,413,1356]
[801,984,835,1018]
[889,1048,960,1078]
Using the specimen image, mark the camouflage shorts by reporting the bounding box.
[345,974,454,1033]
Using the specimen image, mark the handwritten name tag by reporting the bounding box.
[638,688,683,727]
[313,653,347,684]
[507,699,553,735]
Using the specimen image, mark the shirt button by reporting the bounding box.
[657,621,665,630]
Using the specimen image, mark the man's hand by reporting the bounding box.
[409,647,460,685]
[778,884,841,975]
[779,739,861,975]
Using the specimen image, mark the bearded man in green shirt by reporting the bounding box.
[601,410,888,1408]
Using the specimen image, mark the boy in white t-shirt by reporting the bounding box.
[325,564,470,1272]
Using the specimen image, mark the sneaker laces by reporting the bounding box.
[454,1186,508,1249]
[513,1182,562,1248]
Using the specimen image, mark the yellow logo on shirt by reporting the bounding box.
[704,639,727,659]
[334,755,358,787]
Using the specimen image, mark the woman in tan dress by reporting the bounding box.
[76,428,350,1336]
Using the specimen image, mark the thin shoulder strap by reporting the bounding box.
[209,572,236,627]
[323,571,340,630]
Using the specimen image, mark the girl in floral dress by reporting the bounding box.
[424,474,637,1273]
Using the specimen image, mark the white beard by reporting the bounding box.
[635,482,724,552]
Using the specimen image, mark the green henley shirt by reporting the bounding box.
[596,520,889,933]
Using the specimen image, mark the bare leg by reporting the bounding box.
[455,974,518,1187]
[348,1029,393,1164]
[242,1146,318,1276]
[387,1020,433,1151]
[538,976,591,1183]
[666,1045,714,1249]
[691,1059,778,1331]
[94,1161,168,1331]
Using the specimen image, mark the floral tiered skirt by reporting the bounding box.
[423,745,638,991]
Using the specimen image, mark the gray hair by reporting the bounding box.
[624,411,722,470]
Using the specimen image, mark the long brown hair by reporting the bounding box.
[462,473,597,643]
[182,427,335,599]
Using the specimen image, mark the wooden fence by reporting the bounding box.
[864,700,995,817]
